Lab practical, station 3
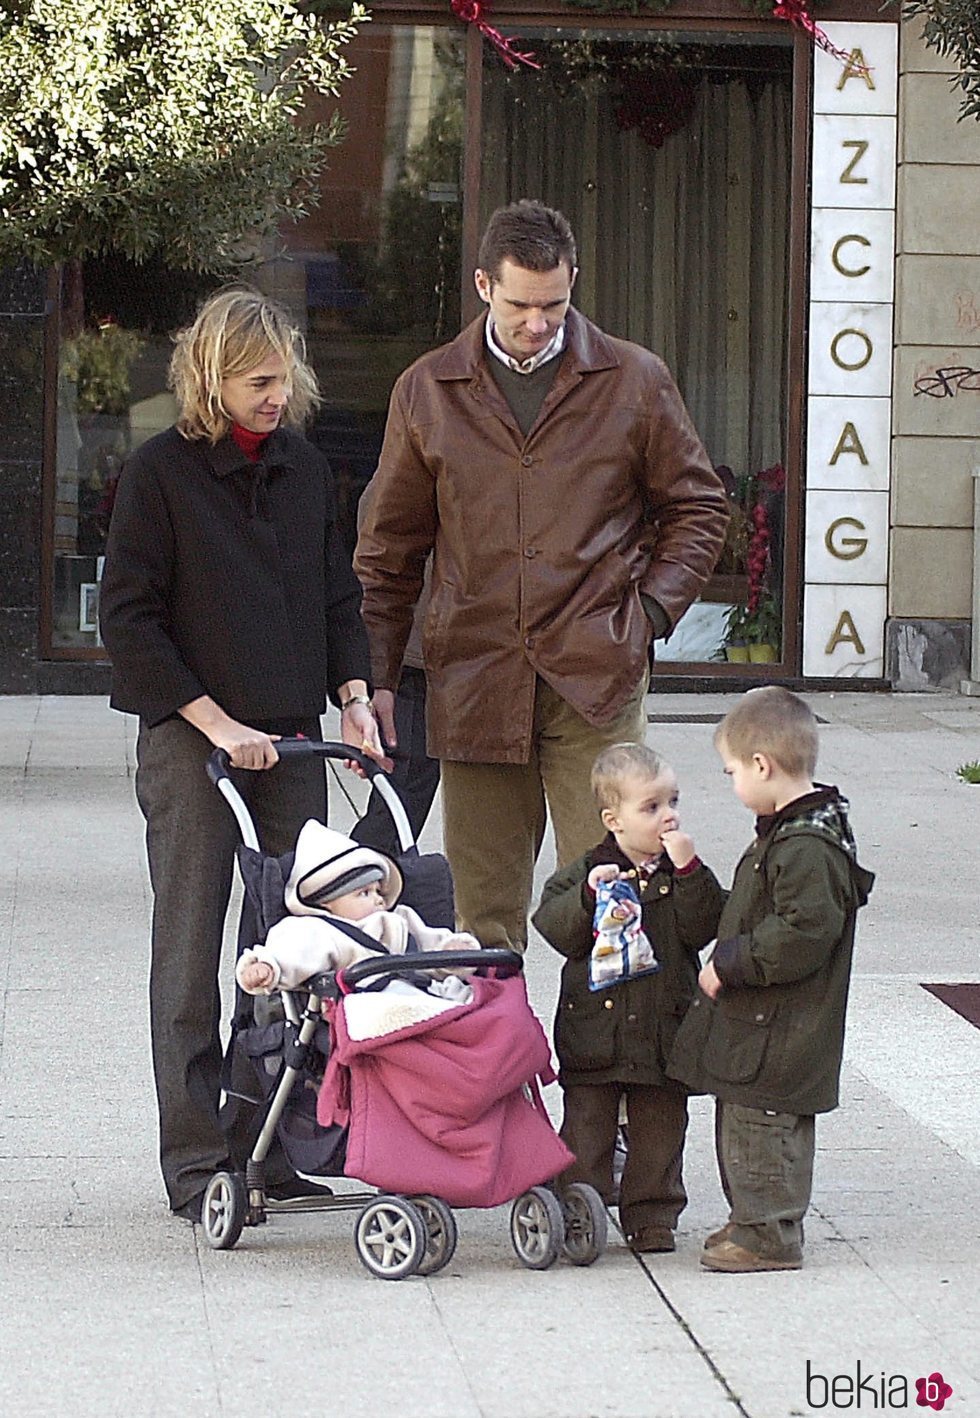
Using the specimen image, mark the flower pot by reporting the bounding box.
[748,643,778,664]
[725,644,750,663]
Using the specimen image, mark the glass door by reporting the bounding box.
[480,27,795,668]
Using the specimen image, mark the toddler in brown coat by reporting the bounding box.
[532,743,724,1253]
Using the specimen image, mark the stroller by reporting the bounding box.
[202,739,608,1279]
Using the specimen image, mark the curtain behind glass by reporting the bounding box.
[481,71,791,478]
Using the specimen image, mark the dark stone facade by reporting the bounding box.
[0,264,46,692]
[0,265,110,695]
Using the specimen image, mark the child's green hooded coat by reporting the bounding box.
[668,786,874,1115]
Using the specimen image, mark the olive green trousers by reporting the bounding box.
[715,1100,815,1261]
[440,673,648,950]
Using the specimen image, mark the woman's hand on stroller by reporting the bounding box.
[180,696,281,769]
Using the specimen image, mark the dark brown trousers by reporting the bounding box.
[558,1081,689,1236]
[135,716,325,1212]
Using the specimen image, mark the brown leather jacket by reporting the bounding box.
[355,307,728,764]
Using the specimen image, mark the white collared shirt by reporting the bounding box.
[485,316,566,375]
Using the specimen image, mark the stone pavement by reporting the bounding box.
[1,690,979,1418]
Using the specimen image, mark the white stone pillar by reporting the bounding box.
[803,23,898,678]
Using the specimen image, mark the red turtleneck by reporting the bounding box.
[230,423,270,462]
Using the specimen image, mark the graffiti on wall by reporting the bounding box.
[913,365,980,399]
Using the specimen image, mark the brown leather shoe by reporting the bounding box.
[700,1239,802,1272]
[627,1224,676,1253]
[703,1221,734,1250]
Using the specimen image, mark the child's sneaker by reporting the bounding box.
[704,1220,804,1251]
[700,1239,801,1272]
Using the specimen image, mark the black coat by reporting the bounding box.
[532,837,725,1088]
[100,426,371,726]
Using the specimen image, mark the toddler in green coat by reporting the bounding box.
[669,687,874,1273]
[533,742,724,1254]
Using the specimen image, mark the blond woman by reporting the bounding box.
[100,287,384,1224]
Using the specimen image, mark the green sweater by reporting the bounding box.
[486,350,563,436]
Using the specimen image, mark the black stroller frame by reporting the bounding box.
[203,739,608,1278]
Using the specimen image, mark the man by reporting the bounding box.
[355,200,728,950]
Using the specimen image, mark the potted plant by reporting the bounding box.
[722,595,782,663]
[60,317,143,418]
[722,602,752,662]
[744,594,782,662]
[719,465,784,663]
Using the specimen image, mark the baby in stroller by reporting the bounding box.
[236,821,477,1009]
[203,743,607,1273]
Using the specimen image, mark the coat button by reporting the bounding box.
[603,999,614,1010]
[520,454,533,466]
[754,862,761,871]
[659,883,669,895]
[523,547,537,558]
[524,634,535,648]
[627,1013,637,1022]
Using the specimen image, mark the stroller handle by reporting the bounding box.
[206,738,385,786]
[339,948,524,989]
[206,738,415,854]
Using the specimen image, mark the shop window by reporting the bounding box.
[258,24,465,557]
[45,24,464,657]
[44,16,795,675]
[48,258,216,654]
[481,28,794,666]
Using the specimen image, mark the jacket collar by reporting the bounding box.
[755,783,842,843]
[431,305,621,383]
[203,426,295,480]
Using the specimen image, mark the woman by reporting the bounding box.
[100,287,385,1223]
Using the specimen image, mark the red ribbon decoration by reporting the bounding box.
[450,0,540,70]
[772,0,872,77]
[450,0,864,79]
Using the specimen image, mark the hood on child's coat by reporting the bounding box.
[284,820,402,916]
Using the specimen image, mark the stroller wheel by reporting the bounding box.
[411,1195,458,1276]
[355,1195,427,1280]
[202,1172,247,1250]
[510,1186,564,1270]
[560,1182,608,1266]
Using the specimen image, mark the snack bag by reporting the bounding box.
[589,877,660,990]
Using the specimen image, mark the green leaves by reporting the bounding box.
[903,0,980,122]
[0,0,367,269]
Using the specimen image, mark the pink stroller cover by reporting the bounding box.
[318,973,574,1208]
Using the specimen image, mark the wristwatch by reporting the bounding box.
[339,693,374,713]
